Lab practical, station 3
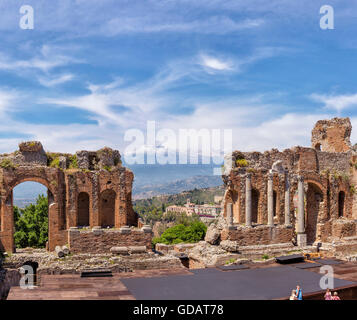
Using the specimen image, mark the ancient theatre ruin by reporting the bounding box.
[0,142,152,253]
[222,117,357,249]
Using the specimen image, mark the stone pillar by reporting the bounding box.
[284,173,291,226]
[245,173,252,227]
[297,175,307,246]
[1,194,15,253]
[267,173,274,227]
[226,202,235,230]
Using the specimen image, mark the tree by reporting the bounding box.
[152,221,207,246]
[14,194,48,248]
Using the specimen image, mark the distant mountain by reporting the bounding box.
[13,182,47,208]
[133,185,225,208]
[132,174,223,200]
[11,163,224,204]
[126,163,221,187]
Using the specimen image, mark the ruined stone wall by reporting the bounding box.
[222,117,357,246]
[331,220,357,239]
[311,117,352,152]
[316,151,351,173]
[220,225,294,246]
[230,146,351,176]
[68,228,152,254]
[0,141,137,253]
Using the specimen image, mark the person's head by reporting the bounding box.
[296,285,300,290]
[291,290,296,295]
[334,292,338,296]
[326,288,330,293]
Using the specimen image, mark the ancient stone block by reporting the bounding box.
[204,224,221,245]
[220,240,239,252]
[110,246,129,255]
[128,246,147,254]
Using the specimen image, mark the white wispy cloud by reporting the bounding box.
[38,73,75,87]
[311,93,357,113]
[200,54,233,73]
[103,16,264,35]
[0,45,78,73]
[0,89,18,116]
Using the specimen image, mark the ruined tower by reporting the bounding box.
[311,117,352,152]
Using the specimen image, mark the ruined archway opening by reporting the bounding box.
[306,183,323,245]
[13,182,49,249]
[77,192,90,227]
[231,191,239,224]
[273,191,277,217]
[314,143,321,151]
[99,189,116,228]
[338,191,345,218]
[251,189,259,223]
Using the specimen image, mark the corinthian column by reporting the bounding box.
[267,173,274,227]
[245,173,252,227]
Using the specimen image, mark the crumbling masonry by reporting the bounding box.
[222,117,357,247]
[0,142,146,253]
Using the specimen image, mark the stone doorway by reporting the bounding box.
[306,183,323,245]
[99,189,116,228]
[77,192,90,227]
[252,189,259,223]
[338,191,345,217]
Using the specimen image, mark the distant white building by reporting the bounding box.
[165,199,221,218]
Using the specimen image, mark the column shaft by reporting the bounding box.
[297,175,305,233]
[267,174,274,226]
[227,202,233,226]
[284,174,291,226]
[245,174,252,226]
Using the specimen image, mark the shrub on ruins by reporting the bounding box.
[14,195,48,248]
[152,221,207,246]
[0,158,15,169]
[235,159,249,167]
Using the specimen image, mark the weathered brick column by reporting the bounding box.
[284,173,291,226]
[267,173,274,227]
[297,175,307,246]
[245,173,252,227]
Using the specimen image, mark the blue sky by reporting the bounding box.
[1,0,357,156]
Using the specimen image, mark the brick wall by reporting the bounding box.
[68,227,153,253]
[220,225,293,246]
[331,219,357,239]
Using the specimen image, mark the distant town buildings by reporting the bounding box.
[165,198,222,218]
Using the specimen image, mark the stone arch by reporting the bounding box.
[6,176,56,200]
[306,182,324,244]
[77,192,90,227]
[338,191,345,218]
[6,180,53,251]
[99,189,116,227]
[0,170,64,252]
[251,188,259,223]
